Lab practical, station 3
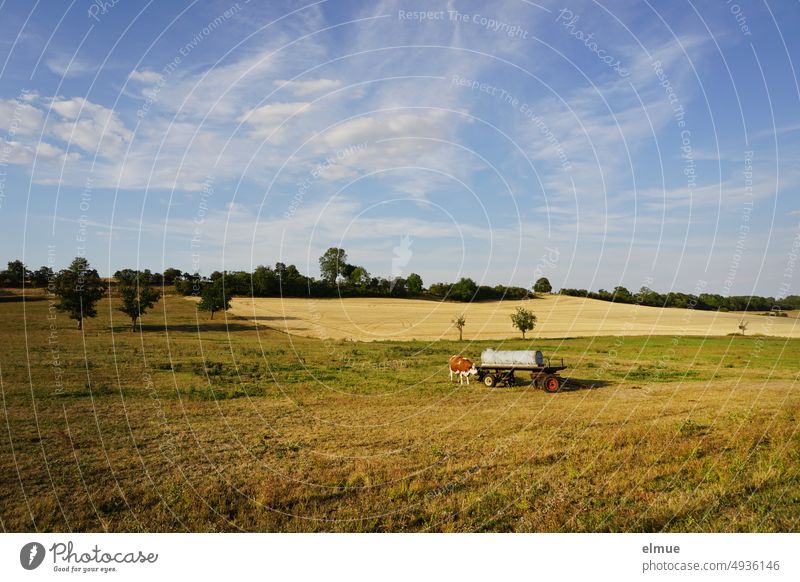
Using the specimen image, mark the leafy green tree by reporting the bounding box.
[452,313,466,341]
[319,247,348,284]
[348,266,370,287]
[31,266,54,287]
[162,268,182,285]
[198,280,231,319]
[118,278,161,331]
[53,257,106,329]
[407,273,423,294]
[114,268,139,285]
[510,306,537,339]
[612,286,631,302]
[533,277,552,294]
[1,260,28,287]
[450,277,478,301]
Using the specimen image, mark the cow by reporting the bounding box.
[449,355,478,385]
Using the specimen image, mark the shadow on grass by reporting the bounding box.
[499,377,612,392]
[558,377,613,392]
[0,294,46,302]
[134,323,258,333]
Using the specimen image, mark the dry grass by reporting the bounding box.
[229,295,800,341]
[1,289,799,532]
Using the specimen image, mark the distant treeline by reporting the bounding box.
[558,286,800,312]
[0,257,530,302]
[4,256,797,310]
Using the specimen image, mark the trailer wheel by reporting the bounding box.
[484,374,497,388]
[543,375,561,393]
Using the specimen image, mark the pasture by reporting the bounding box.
[1,290,799,532]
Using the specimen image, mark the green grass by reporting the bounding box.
[1,289,799,532]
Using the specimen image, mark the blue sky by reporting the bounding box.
[1,0,799,296]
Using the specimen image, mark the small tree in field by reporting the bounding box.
[198,280,231,319]
[118,278,161,332]
[738,320,749,335]
[452,314,466,341]
[53,257,106,329]
[510,306,537,339]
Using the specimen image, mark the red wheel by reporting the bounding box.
[543,375,560,393]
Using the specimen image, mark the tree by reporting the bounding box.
[162,268,182,285]
[533,277,552,294]
[452,313,466,341]
[407,273,423,294]
[348,266,370,287]
[510,306,537,339]
[53,257,106,329]
[450,277,478,301]
[319,247,348,284]
[117,277,161,332]
[114,268,139,286]
[198,280,231,319]
[31,266,54,287]
[612,286,632,303]
[1,260,28,287]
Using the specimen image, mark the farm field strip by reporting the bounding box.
[229,295,800,341]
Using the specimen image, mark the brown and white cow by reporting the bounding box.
[449,355,478,385]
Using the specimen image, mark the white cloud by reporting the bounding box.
[128,69,163,84]
[0,98,45,134]
[273,78,342,96]
[45,55,95,78]
[45,97,133,157]
[238,101,312,139]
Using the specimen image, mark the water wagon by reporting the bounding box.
[476,349,567,393]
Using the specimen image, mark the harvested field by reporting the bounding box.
[229,295,800,341]
[2,290,799,532]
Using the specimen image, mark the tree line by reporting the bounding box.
[558,285,800,312]
[7,249,795,332]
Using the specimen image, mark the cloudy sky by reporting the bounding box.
[1,0,798,296]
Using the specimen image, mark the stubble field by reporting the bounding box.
[229,295,800,341]
[1,289,799,532]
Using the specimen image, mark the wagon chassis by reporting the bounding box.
[476,360,567,393]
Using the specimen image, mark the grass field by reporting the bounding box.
[1,289,799,532]
[230,295,800,341]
